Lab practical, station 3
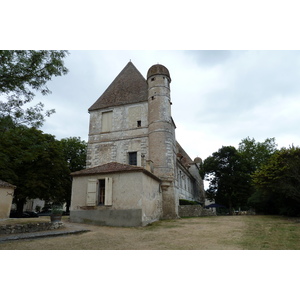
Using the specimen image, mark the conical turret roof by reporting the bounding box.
[147,64,171,82]
[89,62,148,111]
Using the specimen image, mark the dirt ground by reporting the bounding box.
[2,215,300,250]
[0,216,249,250]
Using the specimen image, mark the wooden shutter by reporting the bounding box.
[87,179,97,206]
[105,177,113,206]
[101,111,112,132]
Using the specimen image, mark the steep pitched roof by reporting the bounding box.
[71,162,161,182]
[89,62,148,111]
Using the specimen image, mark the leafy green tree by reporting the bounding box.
[237,137,278,212]
[0,125,69,215]
[0,50,69,127]
[252,146,300,216]
[201,146,250,213]
[238,137,277,172]
[60,137,87,212]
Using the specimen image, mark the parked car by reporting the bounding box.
[9,210,39,218]
[38,208,52,216]
[23,211,39,218]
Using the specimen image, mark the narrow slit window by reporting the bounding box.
[137,120,141,127]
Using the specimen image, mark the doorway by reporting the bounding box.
[98,179,105,205]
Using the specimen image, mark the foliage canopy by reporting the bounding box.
[252,146,300,216]
[0,50,69,127]
[0,124,87,214]
[201,137,279,214]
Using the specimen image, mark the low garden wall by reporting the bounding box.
[0,222,64,235]
[178,205,216,218]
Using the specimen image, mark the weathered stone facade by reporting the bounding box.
[70,62,206,226]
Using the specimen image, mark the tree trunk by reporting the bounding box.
[16,198,26,217]
[228,200,233,215]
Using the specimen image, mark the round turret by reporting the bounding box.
[147,64,171,82]
[194,157,202,164]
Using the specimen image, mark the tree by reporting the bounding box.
[252,146,300,216]
[237,137,278,212]
[59,137,87,212]
[238,137,277,172]
[0,50,69,127]
[0,125,69,215]
[201,146,250,213]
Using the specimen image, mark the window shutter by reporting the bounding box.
[87,179,97,206]
[105,177,113,206]
[101,111,113,132]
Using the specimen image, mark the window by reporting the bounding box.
[179,171,182,187]
[101,111,112,132]
[86,178,112,206]
[137,120,141,127]
[129,152,137,165]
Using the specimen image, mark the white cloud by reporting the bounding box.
[37,50,300,161]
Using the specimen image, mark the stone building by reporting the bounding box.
[0,179,16,219]
[70,62,205,226]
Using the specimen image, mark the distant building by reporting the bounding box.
[70,62,205,226]
[0,179,16,219]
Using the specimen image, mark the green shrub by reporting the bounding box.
[179,199,199,205]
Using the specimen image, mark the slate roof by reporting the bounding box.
[89,62,148,111]
[176,141,194,166]
[71,162,161,182]
[0,179,16,189]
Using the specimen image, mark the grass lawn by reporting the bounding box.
[1,215,300,250]
[234,215,300,250]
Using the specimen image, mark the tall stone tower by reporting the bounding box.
[147,64,178,219]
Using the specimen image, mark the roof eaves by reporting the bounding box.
[71,163,161,182]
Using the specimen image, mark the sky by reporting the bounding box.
[38,50,300,161]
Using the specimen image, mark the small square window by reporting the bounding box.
[129,152,137,166]
[137,120,141,127]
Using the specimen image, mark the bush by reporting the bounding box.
[179,199,199,206]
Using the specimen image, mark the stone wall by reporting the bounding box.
[178,205,216,218]
[0,222,64,235]
[70,209,143,227]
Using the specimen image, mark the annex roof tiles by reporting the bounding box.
[71,162,161,181]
